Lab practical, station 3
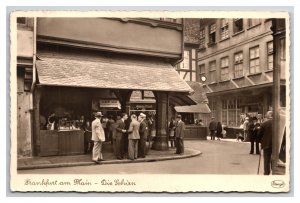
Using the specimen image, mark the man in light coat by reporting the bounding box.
[127,114,140,160]
[91,112,105,163]
[175,114,185,155]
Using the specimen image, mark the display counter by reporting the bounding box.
[184,125,208,140]
[40,130,85,156]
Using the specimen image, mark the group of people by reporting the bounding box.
[91,112,150,163]
[208,117,224,140]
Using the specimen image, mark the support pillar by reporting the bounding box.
[32,86,41,156]
[152,92,169,150]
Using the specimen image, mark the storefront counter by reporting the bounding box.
[184,125,208,140]
[40,130,85,156]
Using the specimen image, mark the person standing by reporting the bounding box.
[209,117,217,140]
[243,117,250,142]
[138,113,147,158]
[216,121,223,140]
[91,112,105,163]
[168,117,176,148]
[115,113,128,159]
[127,114,140,160]
[258,111,273,175]
[249,117,261,155]
[175,114,185,155]
[107,115,115,144]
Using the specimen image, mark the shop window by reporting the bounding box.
[249,46,260,74]
[233,18,243,34]
[209,60,217,83]
[199,28,206,49]
[220,19,229,40]
[220,57,229,81]
[208,23,216,46]
[267,41,274,70]
[221,99,242,126]
[234,52,244,77]
[209,100,217,119]
[248,19,261,28]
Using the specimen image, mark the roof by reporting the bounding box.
[36,54,193,93]
[186,81,208,103]
[174,103,211,114]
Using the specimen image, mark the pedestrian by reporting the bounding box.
[168,117,176,148]
[249,117,261,155]
[175,114,185,155]
[216,121,223,140]
[243,117,250,142]
[114,113,128,159]
[91,112,105,163]
[127,114,140,160]
[198,119,204,126]
[209,117,217,140]
[107,115,115,144]
[138,113,147,158]
[258,111,273,175]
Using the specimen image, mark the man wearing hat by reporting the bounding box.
[209,117,217,140]
[91,112,105,163]
[138,113,147,158]
[175,114,185,155]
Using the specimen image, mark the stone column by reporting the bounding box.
[152,92,169,150]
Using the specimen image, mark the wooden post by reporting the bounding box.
[271,18,285,174]
[32,86,41,156]
[152,91,169,150]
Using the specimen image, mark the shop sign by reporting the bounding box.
[100,99,121,109]
[131,103,155,110]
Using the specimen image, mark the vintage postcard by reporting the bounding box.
[10,10,290,192]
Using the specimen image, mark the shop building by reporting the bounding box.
[196,18,286,137]
[16,17,195,157]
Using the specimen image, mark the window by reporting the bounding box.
[208,23,216,45]
[179,50,190,69]
[248,19,260,27]
[220,57,229,81]
[221,99,242,127]
[209,61,217,83]
[199,29,206,49]
[209,100,217,119]
[17,17,26,24]
[220,19,229,40]
[234,52,244,77]
[267,41,274,70]
[199,64,205,81]
[233,18,243,34]
[249,46,260,74]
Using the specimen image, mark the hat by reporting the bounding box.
[139,113,146,118]
[176,114,182,119]
[245,117,249,120]
[95,112,103,117]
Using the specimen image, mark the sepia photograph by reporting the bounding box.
[10,11,290,192]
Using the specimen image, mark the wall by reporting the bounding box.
[37,18,183,60]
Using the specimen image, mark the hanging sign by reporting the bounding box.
[100,99,121,109]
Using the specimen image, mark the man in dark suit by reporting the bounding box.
[138,113,148,158]
[175,114,185,155]
[258,111,273,175]
[115,113,128,160]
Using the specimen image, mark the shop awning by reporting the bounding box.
[174,103,211,114]
[36,55,193,93]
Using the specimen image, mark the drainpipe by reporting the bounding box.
[30,17,37,94]
[173,18,185,67]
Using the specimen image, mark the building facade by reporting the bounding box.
[196,18,286,131]
[16,17,194,157]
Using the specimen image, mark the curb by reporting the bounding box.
[17,149,202,170]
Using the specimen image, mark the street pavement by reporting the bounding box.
[18,139,264,175]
